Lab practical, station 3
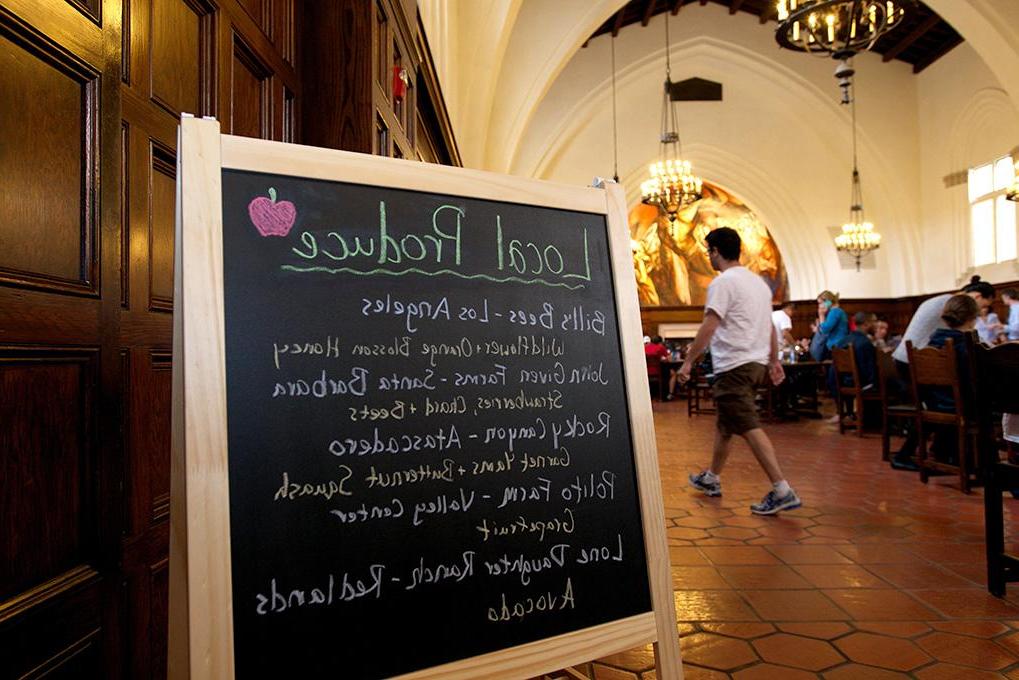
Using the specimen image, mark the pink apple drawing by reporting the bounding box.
[248,187,297,237]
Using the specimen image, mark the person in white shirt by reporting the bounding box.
[678,227,801,516]
[772,302,795,353]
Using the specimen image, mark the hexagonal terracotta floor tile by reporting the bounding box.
[833,632,931,671]
[854,621,932,638]
[914,663,1011,679]
[699,622,775,639]
[595,644,656,671]
[822,664,911,679]
[915,631,1018,670]
[777,622,853,639]
[928,620,1010,638]
[680,632,759,670]
[753,633,846,670]
[732,663,817,679]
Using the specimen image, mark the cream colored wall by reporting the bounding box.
[511,6,928,300]
[916,42,1019,293]
[419,0,1019,299]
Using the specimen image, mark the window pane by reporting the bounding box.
[995,156,1016,191]
[969,163,994,201]
[972,199,995,266]
[996,195,1017,262]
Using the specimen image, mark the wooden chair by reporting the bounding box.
[831,347,881,437]
[906,339,979,493]
[877,351,918,461]
[969,336,1019,596]
[645,356,665,401]
[687,365,715,417]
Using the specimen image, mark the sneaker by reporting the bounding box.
[826,414,841,425]
[688,471,722,497]
[751,489,802,516]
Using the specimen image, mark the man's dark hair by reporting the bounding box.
[651,335,663,344]
[705,227,741,261]
[962,275,995,300]
[853,311,875,326]
[1002,287,1019,300]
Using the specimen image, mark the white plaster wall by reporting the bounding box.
[512,6,923,300]
[418,1,1019,299]
[916,42,1019,293]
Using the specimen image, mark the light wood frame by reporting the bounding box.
[169,116,682,680]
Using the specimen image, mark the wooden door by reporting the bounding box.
[0,1,298,677]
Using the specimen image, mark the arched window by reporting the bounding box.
[968,155,1017,266]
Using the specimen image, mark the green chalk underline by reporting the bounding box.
[279,265,587,290]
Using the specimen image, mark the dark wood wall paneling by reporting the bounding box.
[1,0,459,677]
[641,279,1019,341]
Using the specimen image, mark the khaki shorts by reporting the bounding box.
[713,363,766,436]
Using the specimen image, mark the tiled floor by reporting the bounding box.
[580,401,1019,679]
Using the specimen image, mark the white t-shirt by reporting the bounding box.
[705,266,773,373]
[892,293,951,363]
[771,309,792,349]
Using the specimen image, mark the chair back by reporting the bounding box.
[877,351,897,404]
[645,355,661,377]
[906,339,963,418]
[832,347,859,390]
[970,339,1019,416]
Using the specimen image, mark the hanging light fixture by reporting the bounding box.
[640,13,702,222]
[835,85,881,270]
[775,0,910,57]
[775,1,912,102]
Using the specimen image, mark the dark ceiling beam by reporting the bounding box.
[729,0,745,14]
[671,0,683,14]
[611,8,626,37]
[699,0,708,5]
[641,0,656,26]
[882,15,940,62]
[912,34,963,73]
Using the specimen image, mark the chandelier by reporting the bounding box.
[1008,160,1019,202]
[835,96,880,270]
[640,13,702,222]
[776,0,909,57]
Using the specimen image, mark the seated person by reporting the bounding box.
[924,294,977,413]
[922,295,979,463]
[826,312,878,423]
[644,335,674,399]
[872,319,893,352]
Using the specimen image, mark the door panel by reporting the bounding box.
[0,9,98,294]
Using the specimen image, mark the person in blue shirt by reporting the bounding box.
[813,290,848,360]
[1004,288,1019,342]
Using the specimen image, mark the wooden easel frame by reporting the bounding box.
[169,116,682,680]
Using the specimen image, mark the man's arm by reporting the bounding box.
[678,311,721,384]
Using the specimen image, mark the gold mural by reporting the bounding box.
[630,182,788,306]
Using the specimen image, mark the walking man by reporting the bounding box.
[678,227,801,515]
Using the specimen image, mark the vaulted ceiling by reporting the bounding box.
[587,0,962,73]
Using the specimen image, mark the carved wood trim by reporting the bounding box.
[64,0,101,26]
[0,6,101,298]
[151,350,173,523]
[148,0,216,119]
[148,140,176,312]
[232,30,274,139]
[19,627,102,679]
[0,565,101,625]
[121,0,131,83]
[121,121,131,308]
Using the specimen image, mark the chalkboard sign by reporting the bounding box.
[169,117,680,680]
